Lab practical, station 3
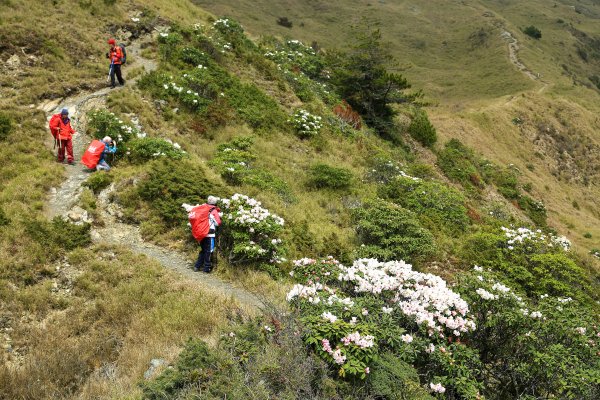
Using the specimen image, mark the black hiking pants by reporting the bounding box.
[110,64,125,87]
[194,237,214,272]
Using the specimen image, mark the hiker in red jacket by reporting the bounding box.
[186,196,222,273]
[106,38,125,88]
[49,108,77,165]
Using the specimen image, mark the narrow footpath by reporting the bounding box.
[41,35,262,310]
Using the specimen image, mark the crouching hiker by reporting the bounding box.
[184,196,221,273]
[49,108,77,165]
[81,136,117,171]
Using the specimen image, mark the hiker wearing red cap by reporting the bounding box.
[106,38,125,88]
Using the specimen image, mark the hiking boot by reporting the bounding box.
[68,161,76,166]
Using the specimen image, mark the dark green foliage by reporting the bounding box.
[126,138,186,164]
[518,195,547,226]
[380,176,469,233]
[527,253,591,298]
[408,109,437,147]
[138,160,223,226]
[277,16,293,28]
[437,139,481,189]
[0,207,9,226]
[178,46,211,66]
[83,173,113,194]
[308,163,353,190]
[459,232,505,266]
[25,217,91,258]
[0,112,12,141]
[352,200,436,263]
[369,353,434,399]
[210,137,293,201]
[590,75,600,90]
[523,25,542,39]
[226,82,287,132]
[141,339,236,399]
[332,18,417,136]
[584,232,592,238]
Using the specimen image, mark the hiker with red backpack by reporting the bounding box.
[49,108,77,165]
[106,38,125,88]
[81,136,117,171]
[185,196,222,273]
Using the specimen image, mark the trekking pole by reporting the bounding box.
[107,62,113,82]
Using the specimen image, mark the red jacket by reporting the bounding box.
[49,114,75,140]
[109,46,124,65]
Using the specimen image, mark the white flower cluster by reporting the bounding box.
[341,332,375,348]
[501,227,571,251]
[289,109,323,137]
[213,18,231,29]
[338,259,476,336]
[222,193,285,227]
[430,382,446,394]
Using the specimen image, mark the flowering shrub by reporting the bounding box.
[457,268,600,399]
[219,194,286,268]
[209,137,293,201]
[126,137,186,164]
[501,226,571,252]
[87,109,139,143]
[287,257,477,383]
[366,156,420,185]
[264,39,324,79]
[289,109,323,138]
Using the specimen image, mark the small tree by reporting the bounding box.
[332,18,419,137]
[523,25,542,39]
[408,109,437,147]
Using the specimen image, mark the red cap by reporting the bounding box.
[108,39,116,45]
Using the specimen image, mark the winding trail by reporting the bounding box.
[42,36,262,310]
[500,29,549,99]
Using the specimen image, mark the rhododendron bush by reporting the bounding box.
[219,194,285,268]
[287,257,600,398]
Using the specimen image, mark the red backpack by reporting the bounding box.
[188,204,221,241]
[81,140,106,169]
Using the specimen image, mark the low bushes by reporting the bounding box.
[352,200,436,263]
[380,176,469,233]
[138,160,223,226]
[308,163,353,190]
[408,109,437,147]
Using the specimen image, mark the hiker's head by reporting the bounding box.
[102,136,112,144]
[108,38,116,48]
[60,109,69,120]
[207,196,218,205]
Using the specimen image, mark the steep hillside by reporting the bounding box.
[0,0,599,399]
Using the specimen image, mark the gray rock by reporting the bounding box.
[144,358,167,380]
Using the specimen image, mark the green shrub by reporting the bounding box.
[526,253,591,299]
[437,139,482,190]
[178,47,211,66]
[408,109,437,147]
[83,173,113,194]
[518,195,547,226]
[369,353,434,399]
[458,271,600,399]
[141,339,235,399]
[0,207,9,226]
[583,232,592,239]
[380,176,469,233]
[138,160,223,226]
[24,217,91,261]
[352,200,436,263]
[210,137,293,201]
[226,81,287,132]
[87,109,138,143]
[523,25,542,39]
[0,112,12,141]
[459,232,505,266]
[126,137,186,164]
[308,163,353,190]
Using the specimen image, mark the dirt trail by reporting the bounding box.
[500,30,549,97]
[42,36,262,310]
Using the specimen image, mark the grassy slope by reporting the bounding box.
[1,0,599,398]
[195,0,600,260]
